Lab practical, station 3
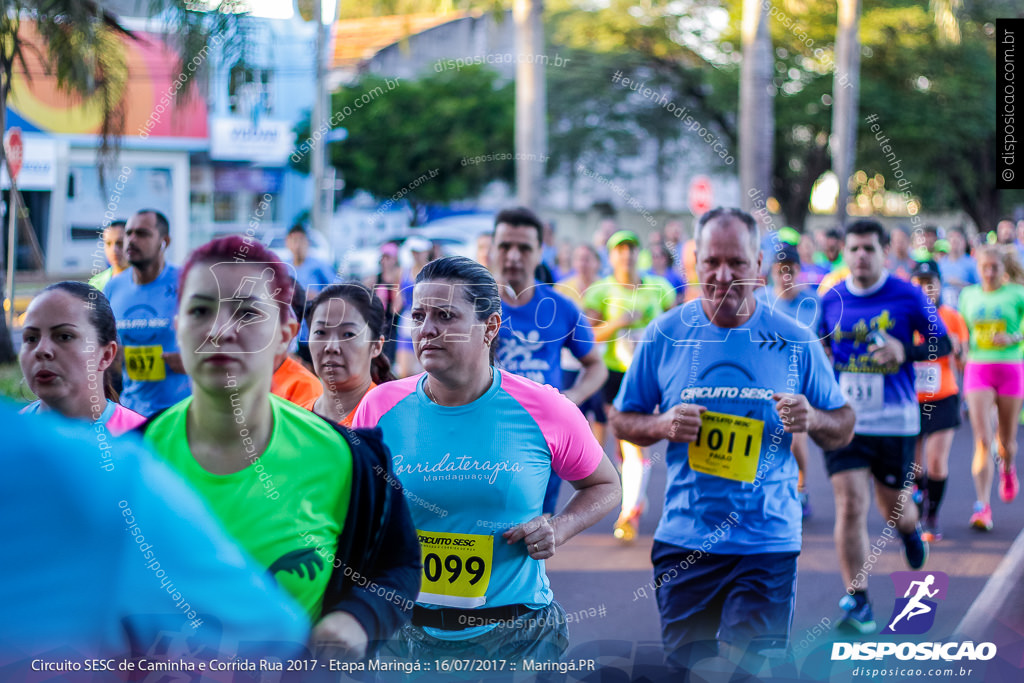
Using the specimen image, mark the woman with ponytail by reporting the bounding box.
[303,282,396,426]
[19,281,144,435]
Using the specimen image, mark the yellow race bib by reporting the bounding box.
[975,320,1007,350]
[124,345,167,382]
[417,530,493,608]
[688,411,764,483]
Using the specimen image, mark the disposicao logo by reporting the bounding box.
[883,570,947,635]
[832,571,997,663]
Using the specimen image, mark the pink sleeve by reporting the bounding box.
[351,375,421,429]
[499,371,605,481]
[107,404,147,437]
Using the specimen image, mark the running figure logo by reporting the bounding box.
[199,262,288,354]
[882,571,948,635]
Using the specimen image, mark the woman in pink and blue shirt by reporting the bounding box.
[354,256,620,666]
[19,282,145,436]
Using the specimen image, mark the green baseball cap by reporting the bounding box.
[778,227,801,245]
[607,230,641,249]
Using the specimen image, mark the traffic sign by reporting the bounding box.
[4,128,23,182]
[688,175,713,216]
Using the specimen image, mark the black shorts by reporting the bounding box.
[824,434,916,489]
[603,370,626,405]
[919,394,961,435]
[562,370,607,423]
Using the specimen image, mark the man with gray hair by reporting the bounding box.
[611,207,854,672]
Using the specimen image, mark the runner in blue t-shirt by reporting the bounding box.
[756,241,822,518]
[491,208,607,515]
[818,219,952,635]
[0,403,309,666]
[285,225,337,297]
[612,208,854,671]
[104,210,190,416]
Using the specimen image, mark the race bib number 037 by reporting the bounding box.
[688,411,764,483]
[125,345,166,382]
[416,530,493,608]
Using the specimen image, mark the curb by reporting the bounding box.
[954,526,1024,639]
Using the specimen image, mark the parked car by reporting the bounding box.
[407,213,495,261]
[335,214,497,282]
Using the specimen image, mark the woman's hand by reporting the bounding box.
[311,611,369,660]
[504,515,556,560]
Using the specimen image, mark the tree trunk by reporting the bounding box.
[514,0,546,209]
[831,0,861,228]
[739,0,774,213]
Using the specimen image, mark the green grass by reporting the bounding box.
[0,363,30,404]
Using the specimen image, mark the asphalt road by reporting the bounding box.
[545,421,1024,682]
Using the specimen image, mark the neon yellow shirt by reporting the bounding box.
[145,394,353,618]
[584,275,675,372]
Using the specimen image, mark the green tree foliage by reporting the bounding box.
[294,66,514,210]
[855,1,1024,230]
[546,0,737,208]
[549,0,1022,228]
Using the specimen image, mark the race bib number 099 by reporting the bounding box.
[688,411,764,483]
[416,530,493,608]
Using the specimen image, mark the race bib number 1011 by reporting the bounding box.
[688,411,764,483]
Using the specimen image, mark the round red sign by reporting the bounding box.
[688,176,713,216]
[4,127,23,182]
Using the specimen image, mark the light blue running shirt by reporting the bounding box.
[616,299,846,554]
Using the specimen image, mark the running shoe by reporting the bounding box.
[613,514,638,542]
[999,465,1019,503]
[799,489,812,519]
[901,525,929,570]
[921,516,942,543]
[969,502,993,531]
[837,595,876,634]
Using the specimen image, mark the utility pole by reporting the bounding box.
[311,0,328,234]
[514,0,546,209]
[739,0,774,213]
[832,0,861,227]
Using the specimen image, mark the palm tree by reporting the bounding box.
[0,0,240,362]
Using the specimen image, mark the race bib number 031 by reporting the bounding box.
[416,530,493,608]
[688,411,764,483]
[839,372,884,413]
[125,345,166,382]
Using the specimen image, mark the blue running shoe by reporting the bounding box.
[838,595,876,634]
[902,525,929,570]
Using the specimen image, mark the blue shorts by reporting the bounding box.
[652,540,798,670]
